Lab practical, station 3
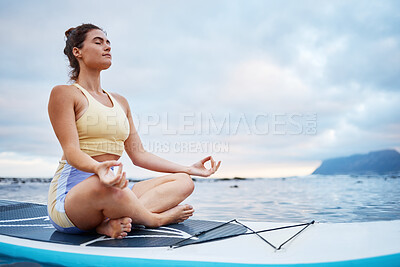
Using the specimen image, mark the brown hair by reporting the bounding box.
[64,23,105,81]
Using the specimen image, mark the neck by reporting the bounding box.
[76,68,102,93]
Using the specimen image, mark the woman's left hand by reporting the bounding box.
[189,156,221,177]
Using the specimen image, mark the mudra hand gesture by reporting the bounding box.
[189,156,221,177]
[96,161,128,189]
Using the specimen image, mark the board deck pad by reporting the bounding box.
[0,200,247,247]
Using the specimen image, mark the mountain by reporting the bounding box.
[312,149,400,175]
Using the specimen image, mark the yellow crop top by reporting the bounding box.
[73,83,130,157]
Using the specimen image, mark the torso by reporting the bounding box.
[60,84,128,163]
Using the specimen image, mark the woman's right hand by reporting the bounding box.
[96,161,128,189]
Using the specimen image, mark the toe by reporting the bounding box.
[122,217,132,224]
[184,210,194,215]
[122,224,132,232]
[118,232,127,239]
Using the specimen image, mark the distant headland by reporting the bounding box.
[312,149,400,175]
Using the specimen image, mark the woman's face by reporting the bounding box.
[74,29,112,71]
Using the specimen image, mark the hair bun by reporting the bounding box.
[65,27,76,38]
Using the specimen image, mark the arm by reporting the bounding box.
[114,94,221,176]
[48,85,126,187]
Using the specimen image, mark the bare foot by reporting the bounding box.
[96,217,132,239]
[159,204,194,226]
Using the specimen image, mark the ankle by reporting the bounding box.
[146,214,162,228]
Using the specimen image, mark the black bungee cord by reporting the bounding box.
[169,219,315,250]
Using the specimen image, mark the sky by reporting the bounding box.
[0,0,399,178]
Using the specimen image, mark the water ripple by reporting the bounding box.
[1,175,399,223]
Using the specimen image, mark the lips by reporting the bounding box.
[103,54,112,58]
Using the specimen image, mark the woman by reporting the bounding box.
[47,23,221,239]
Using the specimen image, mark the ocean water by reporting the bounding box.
[0,174,399,266]
[1,174,400,223]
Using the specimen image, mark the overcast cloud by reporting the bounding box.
[0,0,399,178]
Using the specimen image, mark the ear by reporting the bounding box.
[72,47,82,58]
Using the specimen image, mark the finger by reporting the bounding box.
[215,161,221,171]
[212,161,219,174]
[114,172,125,188]
[114,177,123,188]
[120,172,128,189]
[101,171,119,186]
[211,157,216,169]
[200,156,211,164]
[103,160,121,169]
[118,172,127,189]
[109,175,122,187]
[116,163,123,176]
[107,160,120,167]
[115,163,123,182]
[109,170,123,186]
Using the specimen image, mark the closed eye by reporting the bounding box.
[93,36,111,46]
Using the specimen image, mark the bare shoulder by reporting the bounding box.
[50,84,79,100]
[48,85,85,113]
[110,92,130,110]
[51,84,75,92]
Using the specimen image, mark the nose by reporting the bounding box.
[105,43,111,52]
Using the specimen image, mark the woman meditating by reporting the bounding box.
[47,23,221,239]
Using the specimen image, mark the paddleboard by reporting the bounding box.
[0,200,399,266]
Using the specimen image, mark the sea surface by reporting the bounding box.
[0,174,400,266]
[1,174,400,223]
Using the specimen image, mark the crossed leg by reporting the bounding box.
[64,172,195,238]
[132,172,195,213]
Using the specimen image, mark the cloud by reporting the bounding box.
[0,80,60,157]
[0,152,59,178]
[0,0,399,178]
[217,59,312,112]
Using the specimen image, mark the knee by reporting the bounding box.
[89,177,130,203]
[85,177,108,196]
[175,173,195,197]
